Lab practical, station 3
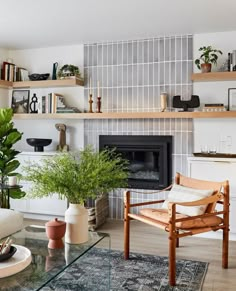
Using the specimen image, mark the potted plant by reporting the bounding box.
[195,46,223,73]
[0,108,26,208]
[23,146,128,244]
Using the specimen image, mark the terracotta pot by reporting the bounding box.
[45,218,66,249]
[201,63,212,73]
[65,203,88,244]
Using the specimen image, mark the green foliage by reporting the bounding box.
[195,46,223,70]
[57,64,80,79]
[0,108,26,207]
[23,146,129,204]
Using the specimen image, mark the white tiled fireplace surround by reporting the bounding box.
[84,35,193,219]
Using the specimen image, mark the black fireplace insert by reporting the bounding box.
[99,135,172,190]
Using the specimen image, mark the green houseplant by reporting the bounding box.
[23,146,128,243]
[195,46,223,73]
[0,108,26,208]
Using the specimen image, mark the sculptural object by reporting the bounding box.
[55,123,69,151]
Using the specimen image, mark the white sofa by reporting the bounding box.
[0,209,24,239]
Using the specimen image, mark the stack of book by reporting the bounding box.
[38,93,80,114]
[1,61,29,81]
[202,103,226,112]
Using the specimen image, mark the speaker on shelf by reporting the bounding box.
[172,95,200,112]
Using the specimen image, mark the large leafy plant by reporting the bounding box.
[195,46,223,70]
[23,146,128,204]
[0,108,25,208]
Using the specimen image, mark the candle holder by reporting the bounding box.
[89,94,93,113]
[97,96,102,113]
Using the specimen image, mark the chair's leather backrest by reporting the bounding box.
[175,172,229,213]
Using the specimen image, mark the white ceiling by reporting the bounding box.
[1,0,236,50]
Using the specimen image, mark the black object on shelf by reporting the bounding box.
[30,93,38,113]
[26,138,52,152]
[28,73,50,81]
[172,95,200,112]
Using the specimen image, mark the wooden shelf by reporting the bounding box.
[12,78,84,88]
[192,71,236,82]
[13,111,236,120]
[0,80,13,88]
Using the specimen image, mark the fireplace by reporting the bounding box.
[99,135,172,190]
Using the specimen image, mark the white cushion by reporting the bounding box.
[162,184,214,216]
[0,209,24,239]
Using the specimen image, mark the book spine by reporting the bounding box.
[42,96,46,113]
[228,53,231,72]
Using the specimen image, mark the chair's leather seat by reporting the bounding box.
[140,208,223,230]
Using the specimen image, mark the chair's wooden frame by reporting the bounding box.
[124,172,230,286]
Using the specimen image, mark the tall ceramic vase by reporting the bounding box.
[65,203,88,244]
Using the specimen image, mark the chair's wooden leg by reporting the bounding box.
[222,227,229,268]
[124,191,130,260]
[168,203,176,286]
[176,230,179,248]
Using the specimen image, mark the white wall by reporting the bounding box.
[1,45,85,151]
[193,31,236,153]
[0,48,10,107]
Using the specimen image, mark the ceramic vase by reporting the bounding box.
[65,203,88,244]
[45,218,66,249]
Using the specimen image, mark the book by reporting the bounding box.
[204,103,224,107]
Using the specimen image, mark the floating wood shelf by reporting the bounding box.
[12,78,84,88]
[0,80,13,88]
[13,111,236,120]
[192,71,236,82]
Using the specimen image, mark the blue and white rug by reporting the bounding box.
[43,249,208,291]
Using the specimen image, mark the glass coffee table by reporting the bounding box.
[0,226,110,290]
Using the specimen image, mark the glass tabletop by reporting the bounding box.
[0,225,110,290]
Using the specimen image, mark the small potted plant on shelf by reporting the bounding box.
[195,46,223,73]
[57,64,80,79]
[23,146,128,244]
[0,108,26,208]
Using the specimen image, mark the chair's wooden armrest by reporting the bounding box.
[171,192,223,207]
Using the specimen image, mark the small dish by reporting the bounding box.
[0,246,17,262]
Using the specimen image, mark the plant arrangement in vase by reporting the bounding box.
[23,146,128,244]
[0,108,26,208]
[195,46,223,73]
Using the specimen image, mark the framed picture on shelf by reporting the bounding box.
[228,88,236,111]
[11,90,30,114]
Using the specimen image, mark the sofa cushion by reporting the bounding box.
[162,184,214,216]
[0,209,24,239]
[140,208,222,229]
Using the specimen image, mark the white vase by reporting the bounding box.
[65,203,88,244]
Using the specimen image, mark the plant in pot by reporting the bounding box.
[23,146,128,244]
[0,108,26,208]
[195,46,223,73]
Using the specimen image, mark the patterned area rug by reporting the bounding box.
[43,249,208,291]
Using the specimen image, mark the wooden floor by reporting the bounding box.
[25,219,236,291]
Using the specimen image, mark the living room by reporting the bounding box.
[0,0,236,290]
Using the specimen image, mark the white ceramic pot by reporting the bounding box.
[65,203,88,244]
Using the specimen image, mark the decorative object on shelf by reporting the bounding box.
[0,108,26,208]
[55,123,69,151]
[28,73,50,81]
[11,90,30,113]
[52,62,58,80]
[29,93,38,113]
[172,95,200,111]
[57,64,80,79]
[45,218,66,249]
[88,77,93,113]
[228,88,236,111]
[26,138,52,152]
[202,103,226,112]
[23,146,128,244]
[97,97,102,113]
[160,92,168,112]
[195,46,223,73]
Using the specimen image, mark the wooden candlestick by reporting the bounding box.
[89,94,93,113]
[97,97,102,113]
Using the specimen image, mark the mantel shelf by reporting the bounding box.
[191,71,236,82]
[0,78,84,89]
[13,111,236,120]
